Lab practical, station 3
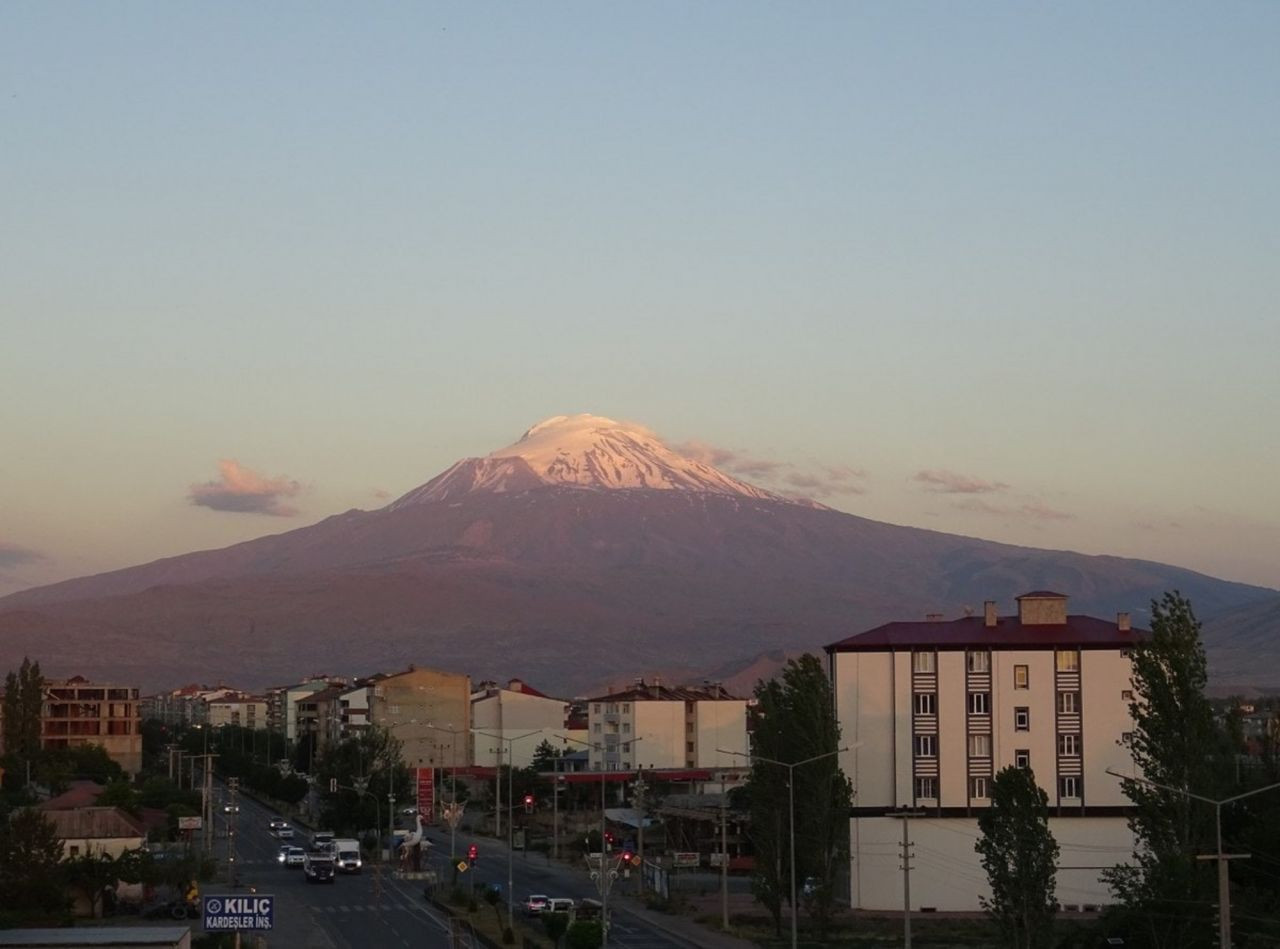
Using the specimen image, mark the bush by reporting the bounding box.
[565,920,602,949]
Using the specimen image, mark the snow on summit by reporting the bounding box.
[388,414,791,507]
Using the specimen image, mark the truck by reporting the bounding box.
[312,830,336,853]
[332,838,362,873]
[303,851,337,884]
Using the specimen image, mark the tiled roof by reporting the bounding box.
[38,781,105,811]
[43,806,145,840]
[826,613,1145,652]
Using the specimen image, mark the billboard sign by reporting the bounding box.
[416,766,435,823]
[203,895,274,931]
[177,816,203,830]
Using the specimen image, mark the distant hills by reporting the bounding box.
[3,415,1275,694]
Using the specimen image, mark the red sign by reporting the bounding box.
[416,766,435,824]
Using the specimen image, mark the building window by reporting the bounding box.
[1014,707,1030,731]
[623,761,631,770]
[968,692,990,715]
[1014,665,1029,689]
[686,741,694,752]
[593,723,601,733]
[1057,691,1079,714]
[624,723,632,734]
[593,704,601,713]
[968,734,991,758]
[69,845,80,857]
[914,777,937,800]
[1121,690,1133,701]
[1058,734,1081,757]
[1015,749,1031,769]
[913,693,936,715]
[1120,649,1132,659]
[967,651,990,673]
[970,776,990,799]
[622,704,630,713]
[912,652,935,674]
[914,735,937,758]
[622,742,631,753]
[1060,776,1082,799]
[1055,650,1079,672]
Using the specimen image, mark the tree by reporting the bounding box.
[542,910,570,947]
[745,654,853,937]
[975,766,1059,949]
[98,779,142,816]
[65,851,120,918]
[531,739,562,771]
[0,807,69,925]
[2,657,44,778]
[1103,591,1227,948]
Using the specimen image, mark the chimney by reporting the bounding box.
[925,612,944,622]
[984,601,997,628]
[1117,612,1131,632]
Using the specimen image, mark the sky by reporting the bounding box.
[2,2,1278,595]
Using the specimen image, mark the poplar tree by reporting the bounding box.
[1103,591,1226,948]
[975,765,1059,949]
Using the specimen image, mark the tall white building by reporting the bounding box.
[826,592,1141,912]
[586,680,748,771]
[471,679,578,769]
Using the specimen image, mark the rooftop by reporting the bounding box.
[588,680,743,703]
[826,611,1145,653]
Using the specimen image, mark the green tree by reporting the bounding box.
[542,910,570,947]
[565,920,602,949]
[975,766,1059,949]
[531,739,562,771]
[0,807,69,925]
[746,654,853,937]
[2,657,44,777]
[98,778,142,816]
[65,851,121,918]
[1103,591,1226,948]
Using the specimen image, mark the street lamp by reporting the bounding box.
[719,747,851,949]
[558,733,644,949]
[1106,768,1280,949]
[424,722,467,861]
[474,727,542,928]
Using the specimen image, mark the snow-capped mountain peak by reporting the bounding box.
[388,414,792,508]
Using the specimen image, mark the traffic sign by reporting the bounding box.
[457,860,469,873]
[203,894,274,932]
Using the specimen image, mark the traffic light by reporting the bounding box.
[604,832,614,851]
[523,793,534,814]
[468,844,478,863]
[620,850,634,865]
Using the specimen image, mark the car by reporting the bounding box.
[278,846,305,867]
[268,817,288,831]
[546,898,575,915]
[523,894,549,916]
[222,803,240,814]
[276,826,294,840]
[304,852,337,883]
[401,806,418,816]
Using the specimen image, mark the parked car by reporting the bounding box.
[546,898,575,915]
[523,894,549,916]
[278,846,305,867]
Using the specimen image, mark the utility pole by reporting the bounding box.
[886,808,924,949]
[227,777,240,887]
[719,772,729,930]
[633,773,648,897]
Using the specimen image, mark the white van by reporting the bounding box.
[333,838,362,873]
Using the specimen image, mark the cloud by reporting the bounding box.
[782,466,868,498]
[954,499,1074,521]
[675,441,786,478]
[914,469,1010,494]
[188,460,303,516]
[0,542,43,569]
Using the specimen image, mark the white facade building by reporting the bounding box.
[471,679,575,769]
[586,681,748,772]
[826,592,1141,912]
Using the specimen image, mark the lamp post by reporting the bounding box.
[720,747,851,949]
[425,722,466,861]
[558,733,644,949]
[1106,768,1280,949]
[474,728,542,928]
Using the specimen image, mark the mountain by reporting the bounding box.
[1203,595,1280,695]
[2,414,1274,692]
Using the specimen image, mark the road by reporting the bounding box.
[208,787,707,948]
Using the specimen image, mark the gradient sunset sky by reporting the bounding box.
[2,3,1277,594]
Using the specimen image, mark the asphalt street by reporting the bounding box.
[204,783,711,948]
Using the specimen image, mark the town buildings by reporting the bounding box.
[369,665,472,773]
[471,678,582,769]
[585,680,749,771]
[826,592,1141,912]
[40,676,143,775]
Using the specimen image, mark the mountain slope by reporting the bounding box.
[1,415,1274,691]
